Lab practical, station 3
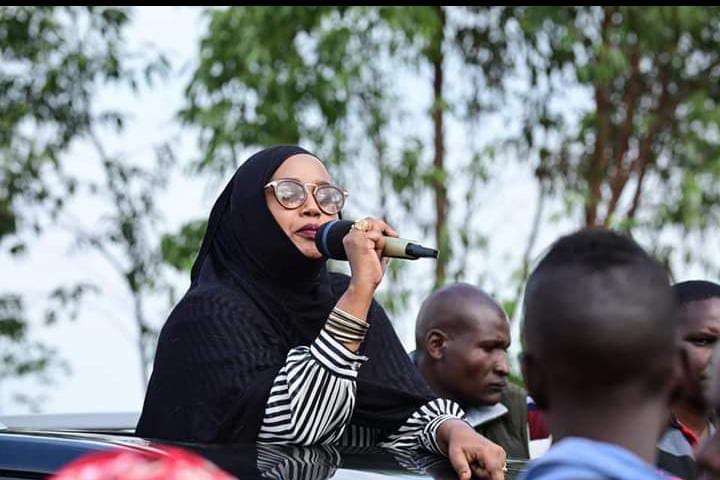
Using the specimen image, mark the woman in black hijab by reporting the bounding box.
[136,146,506,480]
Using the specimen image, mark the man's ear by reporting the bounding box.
[425,329,448,360]
[521,352,549,410]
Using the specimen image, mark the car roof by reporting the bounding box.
[0,429,159,476]
[0,412,139,432]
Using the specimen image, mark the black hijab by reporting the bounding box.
[136,146,436,443]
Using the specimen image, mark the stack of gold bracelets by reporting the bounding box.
[324,307,369,343]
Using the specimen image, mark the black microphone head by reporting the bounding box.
[315,220,354,260]
[405,243,439,259]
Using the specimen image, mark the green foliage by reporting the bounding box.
[177,6,512,306]
[477,7,720,314]
[0,294,68,411]
[0,6,172,403]
[161,219,207,272]
[0,6,138,409]
[0,6,133,245]
[181,6,366,177]
[44,283,99,325]
[72,146,171,384]
[509,6,720,278]
[8,7,720,404]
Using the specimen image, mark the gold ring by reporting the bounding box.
[352,218,370,232]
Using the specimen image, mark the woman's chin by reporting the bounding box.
[297,243,323,259]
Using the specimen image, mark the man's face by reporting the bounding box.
[679,298,720,409]
[440,305,511,406]
[695,346,720,479]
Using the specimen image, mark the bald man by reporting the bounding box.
[411,283,530,459]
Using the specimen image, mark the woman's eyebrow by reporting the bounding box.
[276,177,332,185]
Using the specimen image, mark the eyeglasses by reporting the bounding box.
[264,179,348,215]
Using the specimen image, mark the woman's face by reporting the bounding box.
[265,154,339,259]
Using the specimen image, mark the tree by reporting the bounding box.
[0,6,171,400]
[66,132,173,386]
[0,6,134,408]
[514,6,720,274]
[0,6,134,244]
[0,295,67,413]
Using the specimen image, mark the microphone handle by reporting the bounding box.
[383,237,438,260]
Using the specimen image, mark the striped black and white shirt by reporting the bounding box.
[258,329,465,454]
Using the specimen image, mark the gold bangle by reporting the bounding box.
[325,324,365,342]
[333,307,368,326]
[329,312,368,330]
[327,314,368,335]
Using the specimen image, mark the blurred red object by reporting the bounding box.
[50,445,236,480]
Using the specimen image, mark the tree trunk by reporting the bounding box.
[133,294,149,387]
[585,6,614,227]
[431,6,447,286]
[511,183,546,325]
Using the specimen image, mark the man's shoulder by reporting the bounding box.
[523,438,671,480]
[501,383,529,412]
[504,382,528,397]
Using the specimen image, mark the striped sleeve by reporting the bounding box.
[258,329,367,445]
[379,398,466,455]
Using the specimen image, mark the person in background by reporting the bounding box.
[658,280,720,479]
[412,283,530,459]
[694,344,720,479]
[519,229,681,480]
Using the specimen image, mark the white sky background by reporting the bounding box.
[0,6,712,416]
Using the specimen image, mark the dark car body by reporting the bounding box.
[0,413,527,479]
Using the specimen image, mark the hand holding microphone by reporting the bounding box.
[315,219,438,261]
[323,218,438,343]
[316,218,438,297]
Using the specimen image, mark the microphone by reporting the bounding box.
[315,220,438,260]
